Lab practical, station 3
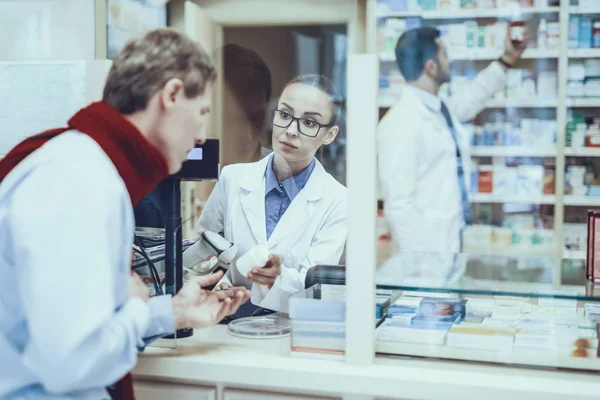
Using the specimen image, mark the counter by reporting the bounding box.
[133,325,600,400]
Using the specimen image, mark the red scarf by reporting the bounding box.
[0,101,170,400]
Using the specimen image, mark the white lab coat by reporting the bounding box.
[196,154,347,312]
[378,62,506,254]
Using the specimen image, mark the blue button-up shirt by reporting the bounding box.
[264,156,315,239]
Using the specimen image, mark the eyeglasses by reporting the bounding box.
[272,109,333,138]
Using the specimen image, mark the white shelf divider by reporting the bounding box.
[567,98,600,108]
[564,147,600,157]
[471,194,556,205]
[380,98,559,109]
[569,6,600,15]
[485,98,558,108]
[564,195,600,207]
[379,48,558,62]
[568,49,600,59]
[378,6,559,19]
[470,146,557,157]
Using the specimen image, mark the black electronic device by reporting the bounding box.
[163,139,220,339]
[304,265,346,288]
[171,139,219,181]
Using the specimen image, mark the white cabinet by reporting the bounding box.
[223,389,339,400]
[134,381,216,400]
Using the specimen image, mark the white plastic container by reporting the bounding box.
[236,245,270,278]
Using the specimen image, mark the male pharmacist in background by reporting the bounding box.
[378,26,528,255]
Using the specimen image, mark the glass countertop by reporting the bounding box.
[376,252,600,301]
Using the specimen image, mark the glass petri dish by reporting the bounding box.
[227,316,291,339]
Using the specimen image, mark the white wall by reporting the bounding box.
[0,0,96,61]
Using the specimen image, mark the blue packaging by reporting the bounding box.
[569,16,580,49]
[405,17,422,31]
[387,305,419,317]
[385,0,408,11]
[580,17,593,49]
[379,75,390,89]
[418,298,467,323]
[470,170,479,194]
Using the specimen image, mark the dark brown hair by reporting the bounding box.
[224,43,272,132]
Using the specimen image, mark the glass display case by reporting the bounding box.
[288,251,600,371]
[374,251,600,370]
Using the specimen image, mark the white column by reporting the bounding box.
[345,54,379,366]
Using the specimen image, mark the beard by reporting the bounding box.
[433,58,451,86]
[434,68,451,86]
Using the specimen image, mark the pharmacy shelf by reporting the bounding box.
[464,245,555,258]
[564,195,600,207]
[568,49,600,59]
[567,98,600,108]
[485,98,558,108]
[379,98,558,109]
[470,146,556,157]
[379,48,558,62]
[563,250,586,261]
[569,6,600,15]
[380,98,559,109]
[471,194,556,205]
[565,147,600,157]
[377,6,559,20]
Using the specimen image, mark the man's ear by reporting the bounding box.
[322,125,339,146]
[423,59,438,78]
[160,78,185,110]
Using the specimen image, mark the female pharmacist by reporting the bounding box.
[185,74,348,313]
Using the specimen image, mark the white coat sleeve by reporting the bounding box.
[9,161,149,394]
[253,196,348,312]
[446,61,507,122]
[378,106,422,253]
[190,166,232,287]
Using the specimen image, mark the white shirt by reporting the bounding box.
[377,62,506,254]
[0,131,175,399]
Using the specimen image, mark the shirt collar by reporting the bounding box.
[405,85,442,113]
[265,156,316,200]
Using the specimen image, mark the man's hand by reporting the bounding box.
[247,254,282,289]
[213,281,232,291]
[502,24,529,66]
[128,271,150,302]
[172,271,250,330]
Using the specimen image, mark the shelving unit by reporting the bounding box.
[568,49,600,58]
[569,6,600,15]
[471,146,557,157]
[471,193,557,205]
[564,195,600,207]
[564,147,600,157]
[373,0,600,283]
[567,98,600,107]
[377,6,560,20]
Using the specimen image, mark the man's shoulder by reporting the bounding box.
[2,131,125,200]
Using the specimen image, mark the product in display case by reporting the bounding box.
[373,251,600,369]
